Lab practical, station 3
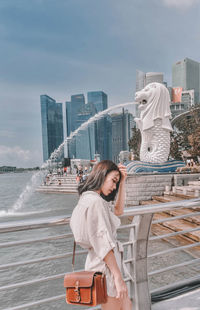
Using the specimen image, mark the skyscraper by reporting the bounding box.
[40,95,64,162]
[75,103,96,160]
[111,109,135,163]
[87,91,108,112]
[66,90,112,160]
[136,70,146,92]
[87,91,112,160]
[95,116,112,161]
[172,58,200,104]
[65,94,85,136]
[145,72,164,85]
[136,70,164,92]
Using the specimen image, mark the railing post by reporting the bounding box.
[130,213,153,310]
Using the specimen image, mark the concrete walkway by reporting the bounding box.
[152,288,200,310]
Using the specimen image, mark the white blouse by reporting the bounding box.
[70,190,122,297]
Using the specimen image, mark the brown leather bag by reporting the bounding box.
[64,242,107,306]
[64,270,107,306]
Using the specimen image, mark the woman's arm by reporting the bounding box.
[103,250,128,299]
[114,164,127,216]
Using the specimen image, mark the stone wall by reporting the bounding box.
[173,173,200,186]
[126,173,200,206]
[126,174,172,206]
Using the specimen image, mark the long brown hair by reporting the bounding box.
[78,160,121,201]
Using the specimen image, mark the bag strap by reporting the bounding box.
[72,240,76,272]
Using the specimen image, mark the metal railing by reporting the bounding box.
[0,198,200,310]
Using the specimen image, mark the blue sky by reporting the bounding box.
[0,0,199,167]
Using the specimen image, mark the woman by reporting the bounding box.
[70,160,132,310]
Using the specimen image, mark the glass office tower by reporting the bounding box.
[87,91,112,160]
[172,58,200,104]
[111,109,135,163]
[66,91,112,160]
[87,91,108,112]
[40,95,64,162]
[95,116,112,161]
[75,103,96,160]
[65,94,85,159]
[136,70,146,92]
[65,94,85,136]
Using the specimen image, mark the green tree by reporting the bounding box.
[171,106,200,160]
[170,132,183,160]
[128,127,141,160]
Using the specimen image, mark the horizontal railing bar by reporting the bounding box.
[122,198,200,217]
[3,294,65,310]
[1,198,200,234]
[152,211,200,224]
[0,270,133,293]
[150,275,200,294]
[149,226,200,241]
[0,273,65,291]
[122,241,134,246]
[148,241,200,258]
[124,258,134,264]
[0,215,71,233]
[0,250,87,270]
[117,223,136,230]
[0,269,83,291]
[124,276,132,282]
[148,257,200,276]
[0,233,73,248]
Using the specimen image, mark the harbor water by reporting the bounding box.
[0,172,199,310]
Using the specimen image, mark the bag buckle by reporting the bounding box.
[74,281,81,302]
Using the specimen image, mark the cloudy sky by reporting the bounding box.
[0,0,199,168]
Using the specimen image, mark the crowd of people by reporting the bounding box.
[43,157,200,186]
[43,164,94,186]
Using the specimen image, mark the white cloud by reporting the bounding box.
[0,145,42,168]
[162,0,199,9]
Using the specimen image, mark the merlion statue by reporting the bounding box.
[135,82,173,163]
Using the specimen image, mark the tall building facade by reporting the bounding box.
[87,91,112,160]
[111,109,135,163]
[40,95,64,162]
[66,91,111,161]
[87,91,108,112]
[170,89,195,117]
[145,72,164,85]
[73,103,96,160]
[95,116,112,161]
[136,70,164,92]
[136,70,146,92]
[172,58,200,104]
[65,94,85,136]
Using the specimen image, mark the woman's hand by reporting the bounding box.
[114,274,128,300]
[118,163,127,182]
[103,250,128,300]
[114,164,127,216]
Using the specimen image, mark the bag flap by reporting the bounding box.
[64,271,100,288]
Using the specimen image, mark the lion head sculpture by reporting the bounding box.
[135,82,172,132]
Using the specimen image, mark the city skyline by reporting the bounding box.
[40,90,134,164]
[0,0,200,167]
